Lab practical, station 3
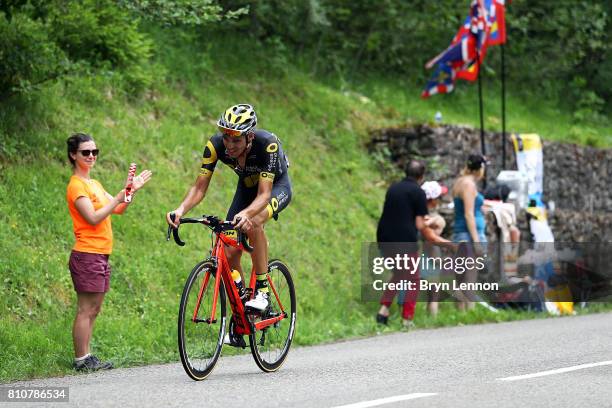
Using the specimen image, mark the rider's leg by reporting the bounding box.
[244,177,292,311]
[224,206,269,284]
[225,183,254,281]
[243,208,271,310]
[247,207,271,277]
[225,244,244,281]
[245,176,291,278]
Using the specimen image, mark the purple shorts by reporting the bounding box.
[69,250,111,293]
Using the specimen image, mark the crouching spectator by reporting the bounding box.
[420,181,450,317]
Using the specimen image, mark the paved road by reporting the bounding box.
[3,313,612,407]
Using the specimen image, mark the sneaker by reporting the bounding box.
[223,333,246,348]
[245,291,269,311]
[402,319,416,330]
[74,355,113,371]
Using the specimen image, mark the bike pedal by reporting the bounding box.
[246,305,272,316]
[245,306,260,315]
[223,334,246,349]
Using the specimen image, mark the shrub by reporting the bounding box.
[0,1,154,100]
[0,11,67,101]
[47,0,153,92]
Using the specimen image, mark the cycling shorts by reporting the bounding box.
[226,174,292,222]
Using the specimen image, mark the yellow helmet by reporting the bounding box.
[217,104,257,136]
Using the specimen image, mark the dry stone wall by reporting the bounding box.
[369,124,612,242]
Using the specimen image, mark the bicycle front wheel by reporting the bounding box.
[178,260,226,381]
[249,259,296,372]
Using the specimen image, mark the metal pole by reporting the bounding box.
[477,53,487,189]
[477,55,485,156]
[501,43,507,170]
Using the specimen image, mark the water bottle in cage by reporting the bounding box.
[231,269,246,300]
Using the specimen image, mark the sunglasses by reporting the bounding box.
[218,125,245,138]
[78,149,99,157]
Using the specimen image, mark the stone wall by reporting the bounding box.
[369,124,612,242]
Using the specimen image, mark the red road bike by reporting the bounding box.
[167,214,296,381]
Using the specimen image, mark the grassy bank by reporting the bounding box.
[350,76,612,148]
[1,31,610,382]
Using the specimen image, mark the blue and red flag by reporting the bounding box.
[424,35,477,70]
[425,12,477,70]
[421,62,456,99]
[422,0,507,96]
[456,0,507,79]
[487,0,507,46]
[424,0,491,87]
[456,0,490,81]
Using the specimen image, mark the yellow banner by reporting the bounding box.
[512,133,542,152]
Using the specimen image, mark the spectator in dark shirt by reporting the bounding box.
[375,160,428,329]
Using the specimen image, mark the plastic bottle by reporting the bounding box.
[231,269,245,298]
[434,111,442,123]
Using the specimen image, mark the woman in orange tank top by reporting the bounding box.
[66,133,151,371]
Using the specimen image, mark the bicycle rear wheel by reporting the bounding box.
[249,259,296,372]
[178,260,226,381]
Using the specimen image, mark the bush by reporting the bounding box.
[0,11,67,100]
[47,0,153,92]
[0,1,153,100]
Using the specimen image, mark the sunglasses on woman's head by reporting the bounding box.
[78,149,99,157]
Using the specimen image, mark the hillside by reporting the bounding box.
[0,30,610,381]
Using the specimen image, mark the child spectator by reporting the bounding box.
[420,181,449,317]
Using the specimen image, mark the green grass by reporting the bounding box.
[1,31,610,382]
[352,76,612,147]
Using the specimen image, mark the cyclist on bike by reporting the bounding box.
[166,104,292,312]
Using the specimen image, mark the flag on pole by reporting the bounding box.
[421,0,508,96]
[424,37,476,70]
[456,0,491,81]
[487,0,507,46]
[425,11,478,70]
[423,0,492,95]
[421,62,456,99]
[455,0,507,80]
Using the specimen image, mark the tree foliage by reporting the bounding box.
[215,0,611,117]
[0,10,67,100]
[0,0,241,100]
[118,0,247,26]
[0,0,610,119]
[0,0,154,99]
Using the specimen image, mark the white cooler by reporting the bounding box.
[496,170,530,209]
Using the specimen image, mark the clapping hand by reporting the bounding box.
[131,170,152,192]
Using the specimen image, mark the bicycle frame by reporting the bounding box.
[194,231,288,336]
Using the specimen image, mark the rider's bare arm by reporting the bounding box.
[178,174,212,215]
[167,174,212,228]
